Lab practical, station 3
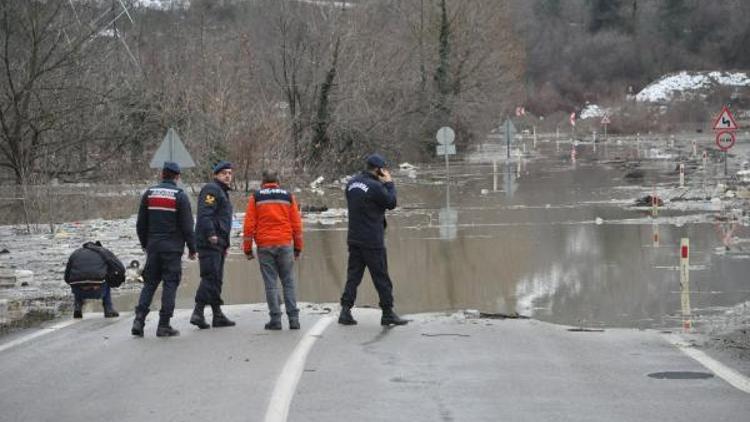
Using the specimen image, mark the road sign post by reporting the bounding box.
[436,126,456,187]
[680,238,691,331]
[600,114,610,140]
[149,127,196,169]
[503,119,516,159]
[679,163,685,188]
[712,106,739,177]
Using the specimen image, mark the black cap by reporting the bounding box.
[366,153,387,168]
[212,160,233,174]
[163,161,181,174]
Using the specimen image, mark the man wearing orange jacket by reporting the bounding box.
[242,170,304,330]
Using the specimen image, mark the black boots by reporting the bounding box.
[211,305,236,328]
[103,306,119,318]
[190,303,210,329]
[381,308,409,326]
[338,305,357,325]
[131,311,146,337]
[73,301,83,319]
[133,311,178,337]
[156,325,180,337]
[156,316,179,337]
[192,304,234,328]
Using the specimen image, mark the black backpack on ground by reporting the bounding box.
[64,242,126,288]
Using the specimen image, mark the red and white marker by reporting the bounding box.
[680,238,691,331]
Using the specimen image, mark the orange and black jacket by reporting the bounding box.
[242,183,303,254]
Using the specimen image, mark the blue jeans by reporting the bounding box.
[72,284,113,310]
[258,246,298,321]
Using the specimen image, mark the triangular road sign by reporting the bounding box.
[149,127,196,169]
[712,106,738,131]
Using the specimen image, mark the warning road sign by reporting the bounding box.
[601,115,610,125]
[712,106,738,131]
[715,130,736,151]
[149,127,196,169]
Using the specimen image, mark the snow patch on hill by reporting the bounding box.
[636,71,750,103]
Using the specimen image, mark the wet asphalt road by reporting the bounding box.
[1,305,748,422]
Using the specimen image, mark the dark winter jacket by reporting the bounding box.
[136,180,197,255]
[345,171,397,249]
[64,243,107,285]
[196,180,233,250]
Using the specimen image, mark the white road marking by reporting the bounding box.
[264,316,335,422]
[664,333,750,394]
[0,319,80,353]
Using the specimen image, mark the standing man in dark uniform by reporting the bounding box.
[338,154,408,326]
[190,161,236,329]
[133,161,196,337]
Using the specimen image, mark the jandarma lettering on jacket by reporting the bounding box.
[348,182,369,192]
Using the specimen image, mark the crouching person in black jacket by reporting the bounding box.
[64,241,119,319]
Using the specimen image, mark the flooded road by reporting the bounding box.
[110,137,749,330]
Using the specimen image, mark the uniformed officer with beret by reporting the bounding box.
[190,160,236,329]
[133,161,197,337]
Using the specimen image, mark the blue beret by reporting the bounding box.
[212,160,233,174]
[162,161,181,174]
[366,154,387,168]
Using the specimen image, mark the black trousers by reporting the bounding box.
[340,245,394,309]
[195,248,226,306]
[136,252,182,319]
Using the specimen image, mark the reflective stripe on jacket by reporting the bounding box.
[136,180,196,254]
[242,183,303,253]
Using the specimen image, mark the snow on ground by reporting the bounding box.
[636,71,750,103]
[135,0,189,9]
[580,104,611,119]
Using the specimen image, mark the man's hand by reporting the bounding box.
[208,235,219,245]
[188,252,197,260]
[294,249,301,259]
[245,251,254,260]
[379,168,392,183]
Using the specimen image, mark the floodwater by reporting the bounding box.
[114,137,750,330]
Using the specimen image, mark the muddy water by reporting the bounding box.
[115,139,750,329]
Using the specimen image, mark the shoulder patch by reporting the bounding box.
[204,194,216,206]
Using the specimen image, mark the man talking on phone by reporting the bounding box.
[338,154,408,326]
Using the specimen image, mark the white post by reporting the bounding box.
[670,135,675,148]
[493,159,498,192]
[636,133,640,159]
[679,163,685,188]
[516,150,522,177]
[692,140,697,157]
[533,126,537,149]
[680,238,691,332]
[592,130,597,153]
